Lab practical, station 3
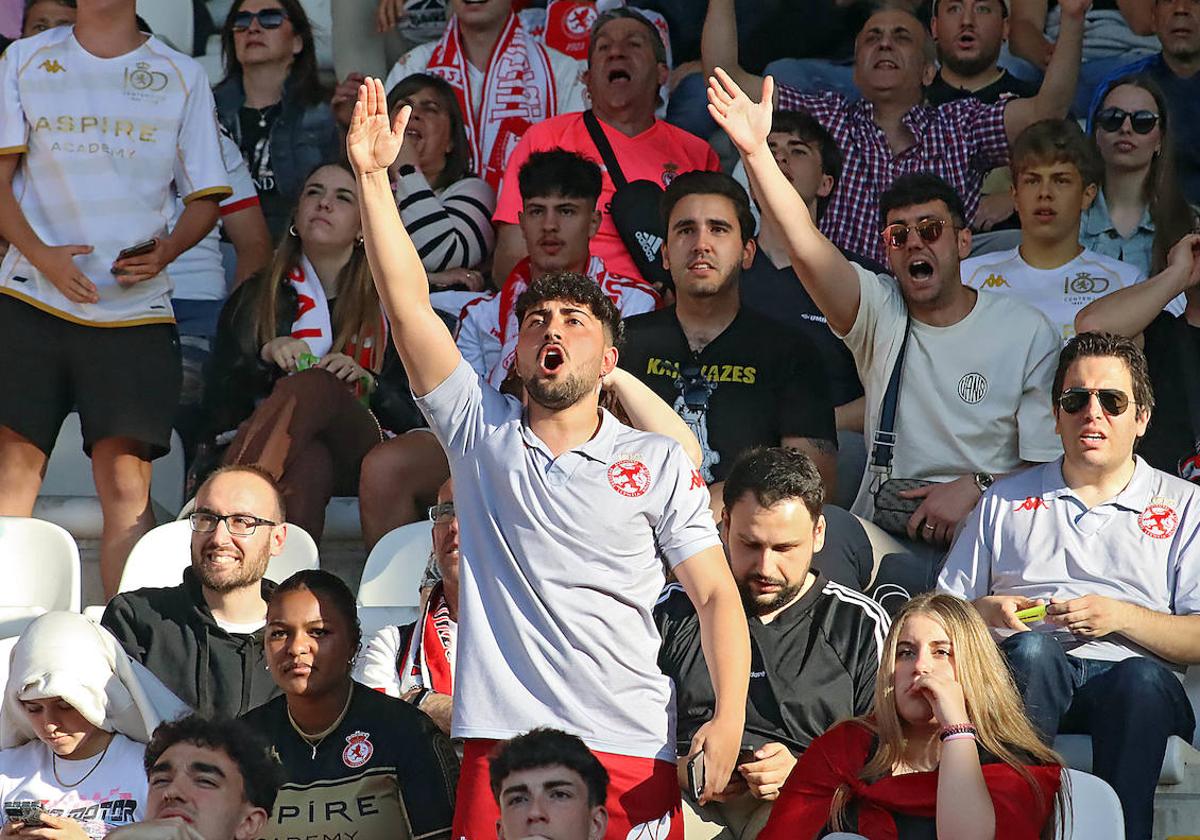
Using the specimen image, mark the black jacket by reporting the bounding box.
[197,274,435,445]
[101,567,281,717]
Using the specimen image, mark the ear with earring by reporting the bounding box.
[289,224,299,238]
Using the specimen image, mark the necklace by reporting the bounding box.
[286,685,354,760]
[52,735,112,788]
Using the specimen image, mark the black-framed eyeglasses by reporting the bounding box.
[678,364,711,411]
[880,218,958,251]
[1058,387,1132,416]
[1095,107,1160,135]
[232,8,289,31]
[189,512,278,537]
[428,502,456,524]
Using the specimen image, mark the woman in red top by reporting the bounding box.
[759,593,1066,840]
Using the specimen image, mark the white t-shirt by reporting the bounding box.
[415,359,720,760]
[170,131,259,303]
[354,621,459,699]
[960,246,1182,342]
[0,734,147,838]
[841,264,1065,519]
[0,27,231,325]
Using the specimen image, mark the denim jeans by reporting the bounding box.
[1001,632,1195,840]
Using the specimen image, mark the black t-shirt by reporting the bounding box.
[925,69,1039,107]
[241,683,458,840]
[1139,311,1200,475]
[739,249,870,407]
[656,571,889,755]
[238,104,288,238]
[620,306,837,484]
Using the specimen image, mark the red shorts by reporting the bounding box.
[452,738,682,840]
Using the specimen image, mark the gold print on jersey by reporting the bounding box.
[38,59,65,74]
[123,62,171,104]
[644,357,757,385]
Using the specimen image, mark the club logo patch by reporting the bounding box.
[1139,504,1178,539]
[608,459,651,497]
[957,372,988,404]
[342,731,374,768]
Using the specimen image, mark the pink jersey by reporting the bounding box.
[493,113,719,282]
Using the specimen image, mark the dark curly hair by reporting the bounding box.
[514,272,624,349]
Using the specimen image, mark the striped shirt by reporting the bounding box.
[394,168,496,273]
[775,85,1010,265]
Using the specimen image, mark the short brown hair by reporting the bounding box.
[1011,119,1104,188]
[1052,331,1155,416]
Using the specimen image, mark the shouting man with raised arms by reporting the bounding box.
[347,77,750,840]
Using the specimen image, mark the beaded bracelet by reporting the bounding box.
[939,723,977,741]
[942,732,978,743]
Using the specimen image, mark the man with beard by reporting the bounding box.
[349,77,749,840]
[928,0,1037,105]
[656,447,889,840]
[103,465,287,717]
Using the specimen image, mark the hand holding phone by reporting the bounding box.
[4,800,45,826]
[686,751,705,801]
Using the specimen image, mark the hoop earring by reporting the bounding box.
[289,224,299,238]
[355,234,364,246]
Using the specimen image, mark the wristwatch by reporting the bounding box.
[973,472,995,494]
[396,164,417,177]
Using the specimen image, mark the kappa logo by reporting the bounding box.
[1139,504,1178,539]
[1065,271,1110,296]
[982,273,1009,288]
[957,372,988,404]
[635,230,663,263]
[1014,496,1050,512]
[38,59,65,74]
[688,469,705,490]
[608,459,652,497]
[342,731,374,768]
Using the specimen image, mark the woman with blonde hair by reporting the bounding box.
[758,593,1065,840]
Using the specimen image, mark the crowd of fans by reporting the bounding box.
[0,0,1199,838]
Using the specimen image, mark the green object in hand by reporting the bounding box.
[1015,604,1047,623]
[296,352,319,371]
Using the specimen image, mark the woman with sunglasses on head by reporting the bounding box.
[197,161,434,542]
[215,0,339,239]
[241,570,458,840]
[757,592,1065,840]
[0,612,190,840]
[1083,74,1198,277]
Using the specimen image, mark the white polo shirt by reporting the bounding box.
[415,359,720,759]
[939,457,1200,666]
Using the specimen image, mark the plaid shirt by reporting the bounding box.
[776,85,1011,264]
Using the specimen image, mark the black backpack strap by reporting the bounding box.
[869,316,913,490]
[582,109,628,190]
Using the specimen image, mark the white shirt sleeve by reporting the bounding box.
[414,356,521,460]
[1018,314,1067,464]
[218,130,258,210]
[939,492,996,601]
[354,625,405,698]
[455,293,500,379]
[650,441,721,568]
[174,66,232,202]
[0,42,27,153]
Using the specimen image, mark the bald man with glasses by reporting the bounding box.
[103,464,289,717]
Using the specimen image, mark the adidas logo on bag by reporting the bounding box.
[636,230,663,262]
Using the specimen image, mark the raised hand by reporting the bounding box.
[346,77,411,177]
[706,67,774,155]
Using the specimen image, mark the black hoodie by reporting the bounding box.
[102,568,281,717]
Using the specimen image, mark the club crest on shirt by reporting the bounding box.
[1139,504,1178,539]
[609,459,652,497]
[342,731,374,768]
[957,372,988,404]
[661,162,679,187]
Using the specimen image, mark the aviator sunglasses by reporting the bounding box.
[880,218,957,251]
[1058,387,1131,416]
[1095,107,1160,135]
[232,8,289,31]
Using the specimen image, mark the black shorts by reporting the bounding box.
[0,295,182,459]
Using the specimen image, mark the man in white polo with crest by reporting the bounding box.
[940,331,1200,840]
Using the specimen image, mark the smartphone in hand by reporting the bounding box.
[111,238,158,275]
[686,752,705,800]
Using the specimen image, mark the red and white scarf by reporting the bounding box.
[286,256,386,373]
[484,254,660,387]
[397,583,455,695]
[426,12,558,190]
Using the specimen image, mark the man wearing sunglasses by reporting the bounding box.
[709,71,1062,550]
[103,465,288,719]
[1088,0,1200,207]
[357,478,459,735]
[940,332,1200,840]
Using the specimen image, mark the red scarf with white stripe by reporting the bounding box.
[286,256,386,374]
[397,583,455,695]
[425,12,558,190]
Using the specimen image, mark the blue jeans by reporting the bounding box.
[1001,632,1195,840]
[763,57,860,101]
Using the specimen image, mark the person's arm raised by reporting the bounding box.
[706,69,860,335]
[1004,0,1088,142]
[701,0,762,99]
[348,78,462,397]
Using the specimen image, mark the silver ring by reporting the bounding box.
[923,523,935,531]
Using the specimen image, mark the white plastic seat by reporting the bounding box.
[136,0,195,53]
[1059,769,1124,839]
[0,517,82,613]
[114,519,320,594]
[357,521,432,638]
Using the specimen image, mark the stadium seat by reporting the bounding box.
[1059,769,1124,840]
[136,0,195,53]
[110,519,320,595]
[357,521,431,639]
[0,517,82,613]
